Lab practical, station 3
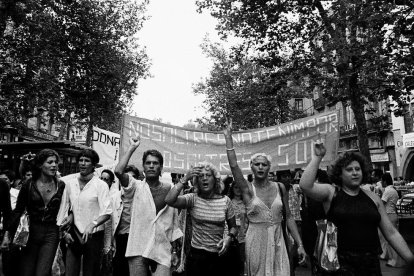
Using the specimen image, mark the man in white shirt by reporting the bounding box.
[57,148,112,276]
[115,137,182,276]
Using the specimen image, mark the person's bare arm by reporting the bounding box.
[165,167,200,208]
[280,184,306,264]
[300,143,334,203]
[114,137,140,187]
[224,119,253,204]
[374,194,414,262]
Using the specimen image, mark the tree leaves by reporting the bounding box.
[0,0,150,142]
[193,38,307,131]
[196,0,414,166]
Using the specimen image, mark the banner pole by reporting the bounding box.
[119,113,126,160]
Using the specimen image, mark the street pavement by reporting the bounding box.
[295,259,407,276]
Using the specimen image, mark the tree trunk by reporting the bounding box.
[85,119,94,147]
[348,75,373,171]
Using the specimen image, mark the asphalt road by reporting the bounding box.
[295,259,407,276]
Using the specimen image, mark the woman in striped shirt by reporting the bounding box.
[165,161,237,276]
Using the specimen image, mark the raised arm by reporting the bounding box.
[165,167,200,209]
[299,143,333,203]
[223,120,253,204]
[114,137,140,187]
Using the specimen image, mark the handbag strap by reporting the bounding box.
[278,182,287,223]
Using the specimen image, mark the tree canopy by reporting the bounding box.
[193,38,308,131]
[196,0,414,166]
[0,0,150,144]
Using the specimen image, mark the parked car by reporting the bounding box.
[397,193,414,215]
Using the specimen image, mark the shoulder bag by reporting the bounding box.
[13,181,31,247]
[313,187,340,272]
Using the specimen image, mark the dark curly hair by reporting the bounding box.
[77,148,100,165]
[125,165,140,179]
[329,151,369,186]
[101,169,115,183]
[32,149,60,181]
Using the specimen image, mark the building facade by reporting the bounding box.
[312,89,398,179]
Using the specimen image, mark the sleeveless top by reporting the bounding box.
[327,189,381,253]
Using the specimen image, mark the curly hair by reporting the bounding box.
[193,161,223,196]
[329,151,369,186]
[77,148,100,165]
[32,149,60,181]
[250,153,272,167]
[101,169,115,183]
[125,165,140,179]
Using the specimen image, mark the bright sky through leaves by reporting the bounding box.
[132,1,223,127]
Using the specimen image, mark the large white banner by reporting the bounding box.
[121,111,339,173]
[92,126,120,166]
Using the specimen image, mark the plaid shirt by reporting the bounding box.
[288,184,302,221]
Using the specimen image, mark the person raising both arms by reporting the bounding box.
[299,142,414,275]
[223,119,306,276]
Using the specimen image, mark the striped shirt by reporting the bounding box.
[183,193,235,253]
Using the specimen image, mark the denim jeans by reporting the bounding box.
[128,255,170,276]
[66,230,104,276]
[19,222,60,276]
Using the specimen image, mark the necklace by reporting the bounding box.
[39,182,54,193]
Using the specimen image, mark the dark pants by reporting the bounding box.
[2,246,21,276]
[20,222,60,276]
[66,230,104,276]
[113,233,129,276]
[186,247,226,276]
[221,241,243,276]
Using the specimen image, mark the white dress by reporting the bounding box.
[245,182,290,276]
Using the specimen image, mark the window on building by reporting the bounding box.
[295,99,304,111]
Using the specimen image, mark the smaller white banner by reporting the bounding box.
[92,126,120,166]
[403,132,414,148]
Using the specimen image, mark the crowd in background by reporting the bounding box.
[0,132,414,276]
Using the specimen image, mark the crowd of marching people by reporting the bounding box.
[1,123,414,276]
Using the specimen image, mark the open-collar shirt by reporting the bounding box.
[124,177,182,268]
[57,174,112,233]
